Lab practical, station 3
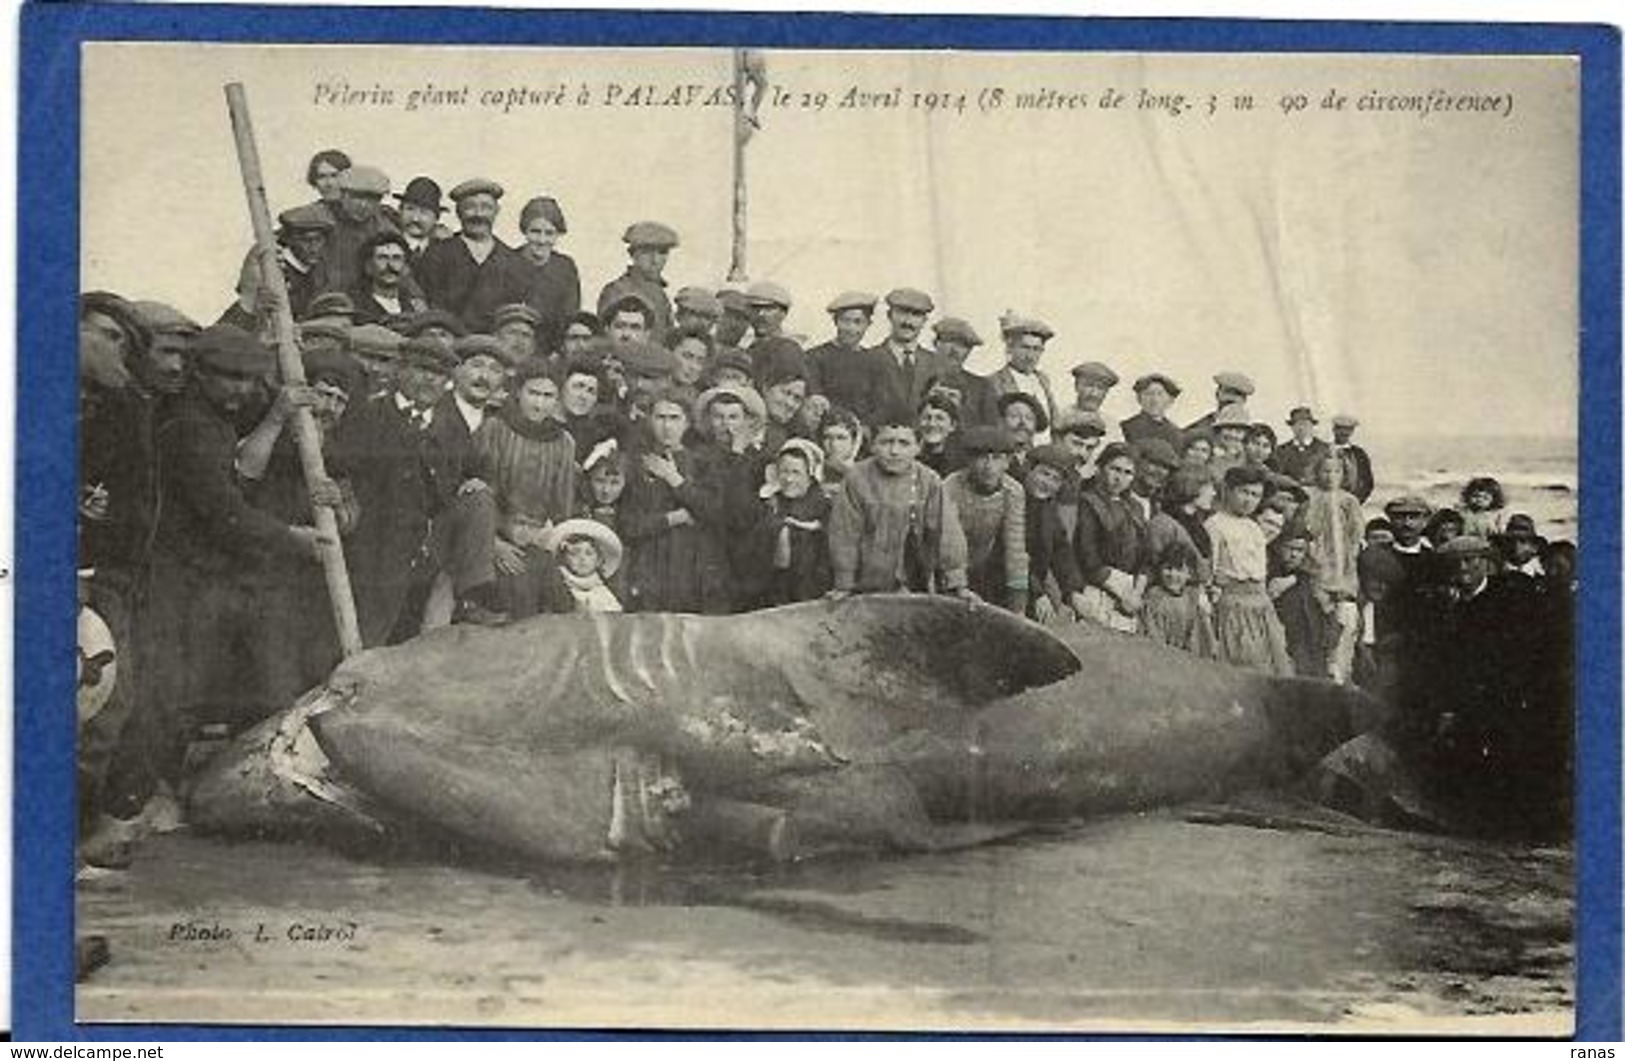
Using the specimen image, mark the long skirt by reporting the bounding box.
[1213,581,1293,676]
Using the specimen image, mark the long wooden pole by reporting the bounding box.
[224,82,364,659]
[727,49,748,283]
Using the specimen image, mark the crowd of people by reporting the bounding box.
[75,150,1576,863]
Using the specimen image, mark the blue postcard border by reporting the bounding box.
[14,4,1621,1041]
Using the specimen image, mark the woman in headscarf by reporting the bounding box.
[1071,442,1150,632]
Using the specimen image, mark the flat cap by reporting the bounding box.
[1213,371,1256,396]
[623,220,680,249]
[1053,408,1107,438]
[712,347,755,377]
[1133,372,1182,397]
[347,323,404,359]
[958,425,1016,456]
[674,286,723,318]
[449,178,504,202]
[1070,361,1120,385]
[1437,535,1494,560]
[826,290,878,315]
[1027,443,1076,474]
[491,303,542,331]
[744,281,793,309]
[1000,314,1055,341]
[619,339,679,379]
[192,325,275,378]
[696,383,767,424]
[453,333,509,365]
[130,301,201,336]
[1134,437,1181,470]
[1383,494,1433,517]
[717,289,752,315]
[397,335,458,373]
[303,347,363,396]
[337,165,390,197]
[297,319,350,346]
[303,292,356,322]
[885,287,935,314]
[996,391,1050,433]
[1331,413,1360,429]
[277,203,336,233]
[933,317,983,347]
[1286,406,1318,425]
[396,308,468,338]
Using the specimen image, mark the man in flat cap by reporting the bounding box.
[1183,370,1255,440]
[943,426,1030,615]
[866,287,947,428]
[714,288,755,348]
[221,203,334,332]
[597,221,680,341]
[1272,406,1332,485]
[349,231,430,326]
[927,317,997,429]
[1121,373,1185,454]
[321,165,399,296]
[1330,413,1374,502]
[806,290,877,420]
[673,286,723,340]
[988,314,1060,445]
[491,302,543,365]
[128,301,199,399]
[339,333,504,643]
[1068,361,1123,444]
[393,176,451,266]
[416,179,534,334]
[94,326,338,845]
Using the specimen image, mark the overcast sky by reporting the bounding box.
[82,44,1578,440]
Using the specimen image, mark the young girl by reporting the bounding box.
[1140,541,1214,657]
[548,519,624,614]
[1071,442,1149,632]
[1205,464,1293,675]
[1292,454,1365,684]
[818,405,866,498]
[756,439,834,604]
[1459,476,1508,539]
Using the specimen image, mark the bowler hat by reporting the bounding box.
[1287,406,1318,426]
[394,176,445,213]
[303,292,356,323]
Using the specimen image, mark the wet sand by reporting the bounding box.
[77,802,1572,1034]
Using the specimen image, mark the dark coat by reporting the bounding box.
[347,281,429,326]
[809,342,878,423]
[618,446,733,614]
[1270,437,1333,484]
[1120,412,1186,455]
[416,235,535,333]
[754,489,835,605]
[521,252,582,353]
[1336,443,1375,502]
[1027,493,1083,606]
[868,342,948,425]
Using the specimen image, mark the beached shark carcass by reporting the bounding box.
[187,595,1377,863]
